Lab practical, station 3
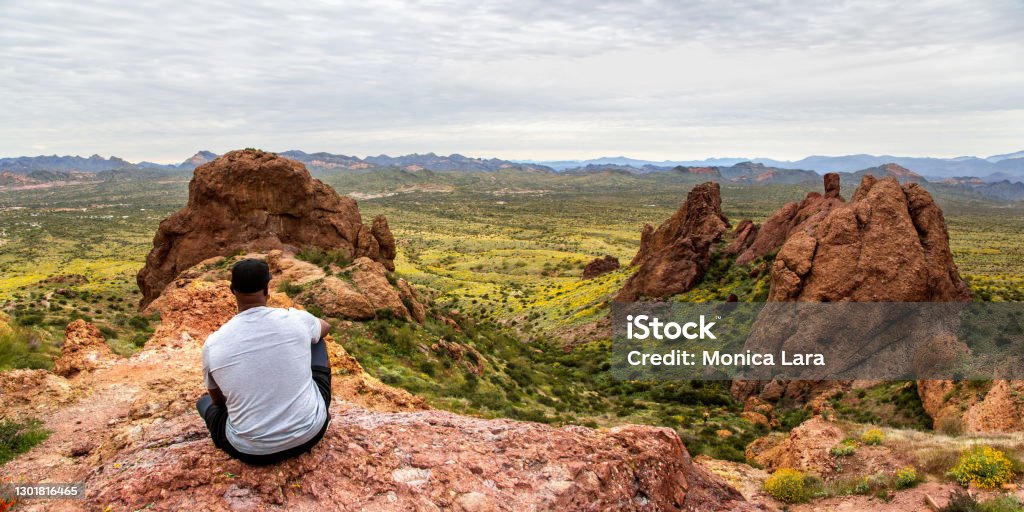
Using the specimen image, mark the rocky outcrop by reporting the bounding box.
[396,278,427,323]
[768,176,969,302]
[53,320,114,376]
[918,380,1024,434]
[745,416,842,474]
[725,220,758,257]
[302,276,377,320]
[432,339,485,376]
[298,260,429,323]
[733,176,971,405]
[351,257,412,320]
[146,251,426,325]
[735,173,845,266]
[137,149,396,308]
[617,182,729,300]
[81,409,755,512]
[581,255,620,279]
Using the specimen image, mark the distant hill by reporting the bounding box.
[3,149,1022,199]
[940,177,1024,201]
[987,150,1024,163]
[0,154,134,174]
[0,150,558,185]
[364,152,555,173]
[852,163,924,182]
[533,151,1024,180]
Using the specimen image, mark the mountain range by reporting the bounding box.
[529,152,1024,180]
[2,149,1023,201]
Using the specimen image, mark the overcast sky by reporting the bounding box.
[1,0,1022,163]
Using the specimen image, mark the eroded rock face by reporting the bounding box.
[725,220,758,257]
[53,320,114,376]
[734,176,970,406]
[735,173,845,266]
[83,408,755,512]
[918,380,1024,434]
[137,149,396,308]
[581,255,620,279]
[768,176,969,302]
[617,182,729,301]
[745,416,842,474]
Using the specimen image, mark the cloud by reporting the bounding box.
[0,0,1022,161]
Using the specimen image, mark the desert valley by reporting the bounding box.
[0,148,1023,511]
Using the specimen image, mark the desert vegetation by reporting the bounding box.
[1,168,1023,506]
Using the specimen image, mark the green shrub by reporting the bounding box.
[941,490,1024,512]
[0,418,51,465]
[948,446,1015,490]
[893,466,922,489]
[276,279,304,296]
[860,428,885,445]
[14,312,44,326]
[296,247,351,269]
[831,440,857,457]
[98,325,118,339]
[0,326,53,370]
[977,495,1024,512]
[764,468,809,503]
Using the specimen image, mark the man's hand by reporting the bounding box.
[319,318,330,340]
[209,387,226,407]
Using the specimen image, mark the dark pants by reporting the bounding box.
[196,339,332,465]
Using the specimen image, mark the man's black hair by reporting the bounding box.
[231,258,272,294]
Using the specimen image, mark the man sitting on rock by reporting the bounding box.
[196,258,332,465]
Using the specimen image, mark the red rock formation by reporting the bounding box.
[82,409,755,512]
[53,320,114,376]
[768,176,968,302]
[617,182,729,300]
[745,416,842,473]
[581,255,620,279]
[136,149,396,308]
[725,220,758,256]
[735,173,844,265]
[734,176,971,405]
[918,380,1024,434]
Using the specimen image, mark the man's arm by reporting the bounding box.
[318,318,330,340]
[209,386,226,406]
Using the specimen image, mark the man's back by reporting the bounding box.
[202,306,327,455]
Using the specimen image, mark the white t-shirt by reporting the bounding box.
[202,307,328,455]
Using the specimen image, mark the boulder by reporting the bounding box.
[137,149,396,308]
[300,276,376,320]
[351,257,412,320]
[745,416,842,474]
[617,182,729,300]
[581,255,620,279]
[53,320,114,376]
[396,278,427,323]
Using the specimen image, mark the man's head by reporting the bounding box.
[231,258,272,307]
